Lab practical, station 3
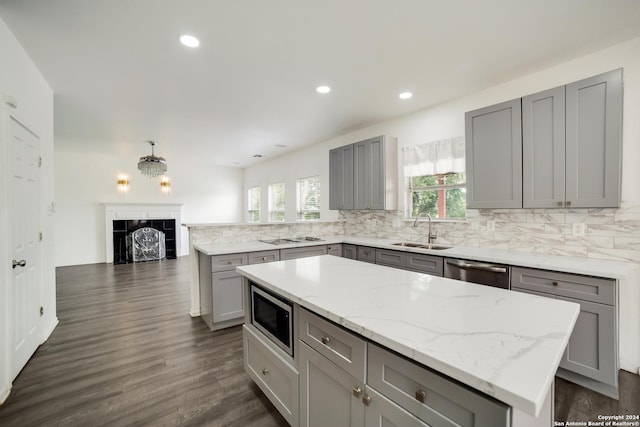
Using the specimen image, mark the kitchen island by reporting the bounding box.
[237,255,580,426]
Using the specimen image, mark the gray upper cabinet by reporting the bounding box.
[465,99,523,208]
[330,144,354,210]
[523,69,623,208]
[468,69,622,209]
[329,136,397,211]
[522,85,566,208]
[565,69,623,208]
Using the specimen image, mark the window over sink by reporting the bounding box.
[296,176,320,221]
[247,186,261,222]
[268,182,286,222]
[403,136,466,219]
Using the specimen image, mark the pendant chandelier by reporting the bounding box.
[138,141,167,178]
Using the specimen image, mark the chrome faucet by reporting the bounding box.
[413,212,437,243]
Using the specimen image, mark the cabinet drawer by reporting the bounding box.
[248,250,280,264]
[368,343,510,427]
[326,244,343,257]
[405,253,443,276]
[357,246,376,263]
[243,325,299,427]
[211,253,248,272]
[298,308,366,382]
[511,267,615,305]
[280,245,327,260]
[343,244,357,259]
[375,249,405,268]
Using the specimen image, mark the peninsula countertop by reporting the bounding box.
[237,255,580,417]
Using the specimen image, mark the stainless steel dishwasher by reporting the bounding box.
[444,258,510,289]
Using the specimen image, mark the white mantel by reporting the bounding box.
[104,203,183,264]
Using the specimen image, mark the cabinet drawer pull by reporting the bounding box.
[321,336,331,345]
[362,395,372,406]
[415,389,427,403]
[227,261,233,265]
[262,257,267,261]
[552,281,559,286]
[262,368,269,375]
[352,387,362,397]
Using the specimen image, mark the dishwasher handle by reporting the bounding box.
[446,259,507,274]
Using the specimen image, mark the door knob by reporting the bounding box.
[12,259,27,269]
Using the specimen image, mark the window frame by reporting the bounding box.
[296,175,320,221]
[268,182,286,222]
[247,186,261,223]
[408,172,467,220]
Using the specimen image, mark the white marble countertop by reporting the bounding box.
[195,234,628,279]
[237,255,580,417]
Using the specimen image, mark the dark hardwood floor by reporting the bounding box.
[0,256,638,426]
[0,257,287,427]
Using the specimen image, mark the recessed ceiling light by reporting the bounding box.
[253,154,263,158]
[316,85,331,94]
[179,34,200,48]
[399,92,413,100]
[274,144,287,148]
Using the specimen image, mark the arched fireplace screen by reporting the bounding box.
[126,227,166,262]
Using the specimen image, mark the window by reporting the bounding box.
[296,176,320,221]
[268,182,286,222]
[247,186,261,222]
[409,173,466,218]
[403,136,466,219]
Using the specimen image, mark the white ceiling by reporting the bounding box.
[2,0,640,167]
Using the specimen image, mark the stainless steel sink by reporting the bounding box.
[260,236,325,245]
[391,242,452,250]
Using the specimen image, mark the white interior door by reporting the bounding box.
[9,115,41,380]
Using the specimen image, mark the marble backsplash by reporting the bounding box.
[188,221,346,247]
[187,204,639,264]
[340,203,640,263]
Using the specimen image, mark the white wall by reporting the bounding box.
[0,15,55,403]
[54,150,244,266]
[244,37,640,373]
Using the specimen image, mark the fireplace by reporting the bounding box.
[113,219,176,264]
[104,203,183,264]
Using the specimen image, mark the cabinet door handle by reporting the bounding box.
[262,368,269,375]
[415,389,427,403]
[321,336,331,345]
[362,395,372,406]
[12,259,27,269]
[566,201,572,207]
[352,387,362,397]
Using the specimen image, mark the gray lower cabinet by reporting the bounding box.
[244,325,299,426]
[376,248,443,277]
[343,244,357,259]
[465,98,523,209]
[280,245,328,260]
[327,244,342,257]
[298,307,509,427]
[200,249,279,331]
[511,267,618,398]
[357,246,377,263]
[368,343,510,427]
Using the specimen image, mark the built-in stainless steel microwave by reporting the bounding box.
[250,282,293,356]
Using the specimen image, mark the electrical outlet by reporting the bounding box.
[572,223,586,237]
[486,220,495,232]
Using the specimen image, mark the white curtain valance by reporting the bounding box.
[402,136,465,177]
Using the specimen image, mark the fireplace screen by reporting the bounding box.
[127,227,166,262]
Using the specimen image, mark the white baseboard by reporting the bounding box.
[41,317,59,343]
[0,383,11,406]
